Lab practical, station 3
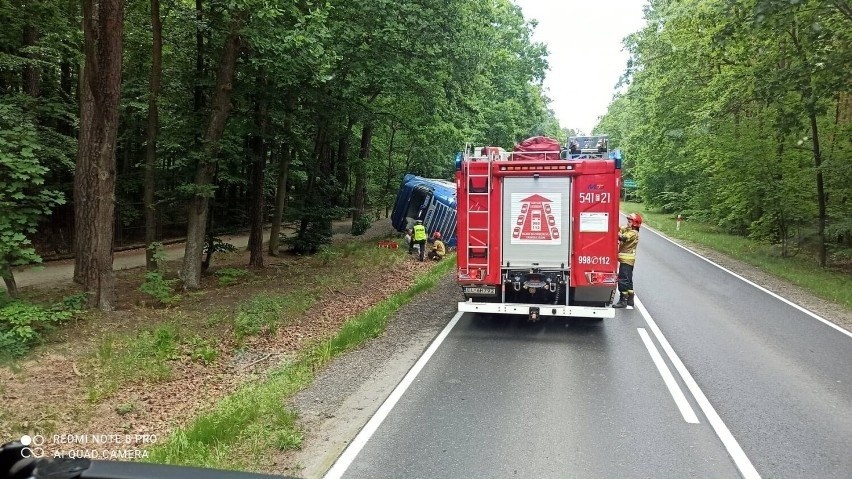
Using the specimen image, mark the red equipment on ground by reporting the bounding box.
[456,136,622,320]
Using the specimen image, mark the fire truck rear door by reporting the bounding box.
[501,177,572,268]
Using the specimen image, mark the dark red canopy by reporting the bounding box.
[512,136,562,161]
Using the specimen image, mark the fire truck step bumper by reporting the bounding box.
[457,301,615,319]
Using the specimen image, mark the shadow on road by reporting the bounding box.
[458,313,608,344]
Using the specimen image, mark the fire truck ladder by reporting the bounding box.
[463,149,493,280]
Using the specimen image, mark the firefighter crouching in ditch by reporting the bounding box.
[428,232,446,261]
[613,213,642,309]
[410,220,428,261]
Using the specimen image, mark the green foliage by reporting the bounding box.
[598,0,852,267]
[139,272,181,305]
[233,293,315,340]
[185,336,218,365]
[148,242,167,270]
[203,238,237,255]
[175,183,217,200]
[315,245,342,266]
[283,205,346,255]
[61,293,89,311]
[0,300,73,359]
[215,267,251,286]
[351,213,373,236]
[148,324,181,361]
[340,241,362,258]
[116,403,135,415]
[0,105,65,278]
[86,323,183,402]
[0,291,11,308]
[0,0,561,301]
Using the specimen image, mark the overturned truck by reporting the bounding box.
[390,173,458,247]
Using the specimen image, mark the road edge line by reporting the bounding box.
[637,328,700,424]
[323,310,465,479]
[636,297,761,479]
[642,223,852,339]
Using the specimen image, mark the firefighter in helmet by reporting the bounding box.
[613,213,642,309]
[428,231,446,261]
[410,220,428,261]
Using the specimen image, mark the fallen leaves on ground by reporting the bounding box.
[0,235,440,455]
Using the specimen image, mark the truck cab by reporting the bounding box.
[390,174,458,247]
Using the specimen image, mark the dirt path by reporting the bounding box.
[4,219,390,291]
[4,231,262,290]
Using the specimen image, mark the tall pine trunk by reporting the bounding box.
[22,23,40,97]
[268,145,291,256]
[381,123,397,217]
[180,16,243,289]
[808,110,827,267]
[194,0,205,115]
[144,0,163,271]
[248,76,268,267]
[790,20,828,268]
[74,0,124,310]
[1,262,18,299]
[351,121,373,229]
[268,96,294,255]
[336,118,354,208]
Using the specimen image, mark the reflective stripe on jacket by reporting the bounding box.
[433,240,446,257]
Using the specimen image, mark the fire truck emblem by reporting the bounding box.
[511,193,561,244]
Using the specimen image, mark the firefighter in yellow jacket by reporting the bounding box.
[613,213,642,309]
[428,232,446,261]
[411,220,428,262]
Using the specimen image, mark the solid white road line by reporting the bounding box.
[636,297,761,479]
[643,223,852,339]
[323,310,465,479]
[637,328,700,424]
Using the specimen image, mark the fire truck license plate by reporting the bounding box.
[463,286,497,296]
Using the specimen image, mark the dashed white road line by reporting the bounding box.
[323,311,465,479]
[637,327,700,424]
[635,296,761,479]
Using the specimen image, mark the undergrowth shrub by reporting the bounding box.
[351,214,372,236]
[0,300,75,358]
[216,268,250,286]
[139,272,181,305]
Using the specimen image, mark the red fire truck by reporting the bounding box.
[455,135,622,321]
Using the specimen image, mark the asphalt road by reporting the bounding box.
[325,226,852,479]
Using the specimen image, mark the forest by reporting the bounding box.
[5,0,849,314]
[596,0,852,269]
[0,0,563,309]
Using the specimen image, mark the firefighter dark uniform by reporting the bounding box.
[411,221,427,261]
[614,213,642,309]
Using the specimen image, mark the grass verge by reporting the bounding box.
[78,240,405,404]
[85,318,221,402]
[146,256,455,470]
[622,202,852,312]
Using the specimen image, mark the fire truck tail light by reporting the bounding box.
[459,269,485,281]
[585,272,618,284]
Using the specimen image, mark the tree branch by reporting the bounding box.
[833,0,852,22]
